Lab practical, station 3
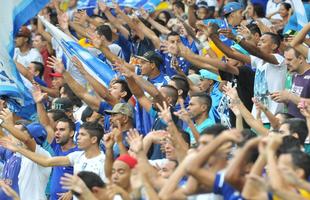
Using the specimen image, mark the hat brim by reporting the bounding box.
[134,55,151,62]
[104,110,120,115]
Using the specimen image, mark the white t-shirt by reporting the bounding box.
[68,151,106,182]
[18,145,51,200]
[251,54,287,123]
[108,43,124,60]
[14,48,43,68]
[266,0,282,20]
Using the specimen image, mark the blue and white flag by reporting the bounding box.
[284,0,309,33]
[99,0,161,12]
[38,15,116,88]
[0,0,49,120]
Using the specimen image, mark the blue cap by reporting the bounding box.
[25,122,47,146]
[200,69,222,82]
[223,2,243,15]
[197,1,208,9]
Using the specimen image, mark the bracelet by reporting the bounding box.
[235,35,244,44]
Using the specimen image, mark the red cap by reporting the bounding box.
[17,26,31,38]
[116,154,137,169]
[49,72,63,78]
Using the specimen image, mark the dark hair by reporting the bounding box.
[178,129,191,146]
[290,149,310,179]
[282,118,308,145]
[153,19,166,37]
[201,123,228,137]
[190,93,212,114]
[263,32,281,50]
[81,106,94,122]
[172,1,185,12]
[281,2,292,11]
[253,3,265,18]
[47,109,68,122]
[189,65,201,74]
[167,31,180,39]
[112,79,132,102]
[31,61,44,78]
[284,46,304,58]
[161,85,179,105]
[35,33,46,42]
[77,171,106,189]
[278,135,301,155]
[80,122,104,145]
[275,112,294,120]
[96,25,112,42]
[171,75,189,99]
[246,23,261,37]
[61,84,83,107]
[156,10,171,24]
[239,129,257,147]
[56,117,75,132]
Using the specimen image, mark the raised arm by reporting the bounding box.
[0,109,36,152]
[15,62,33,81]
[0,138,70,167]
[290,23,310,57]
[48,56,102,111]
[32,86,55,144]
[103,132,115,180]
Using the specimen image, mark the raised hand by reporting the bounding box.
[237,25,252,39]
[298,99,310,118]
[113,62,134,78]
[0,180,20,200]
[0,108,14,125]
[157,102,173,124]
[220,129,243,143]
[103,133,115,149]
[174,102,192,124]
[98,2,109,12]
[266,134,283,151]
[71,56,85,72]
[58,12,69,30]
[60,173,87,195]
[112,121,123,143]
[47,56,65,74]
[0,137,19,152]
[139,8,149,20]
[126,129,143,153]
[32,85,47,103]
[223,84,239,100]
[218,28,235,40]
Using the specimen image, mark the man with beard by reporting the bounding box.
[48,118,79,200]
[271,47,310,119]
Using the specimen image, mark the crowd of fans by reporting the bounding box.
[0,0,310,199]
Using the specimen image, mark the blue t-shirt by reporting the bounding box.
[186,117,215,144]
[161,52,191,77]
[0,147,21,200]
[209,82,224,123]
[98,101,113,132]
[131,37,155,56]
[34,76,47,87]
[213,171,243,200]
[49,140,79,200]
[114,34,132,63]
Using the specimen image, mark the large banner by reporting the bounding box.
[0,0,49,120]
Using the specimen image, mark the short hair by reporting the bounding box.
[253,4,265,18]
[239,129,257,147]
[263,32,281,50]
[161,85,179,105]
[282,118,308,145]
[81,106,94,123]
[47,109,68,122]
[61,84,83,107]
[172,1,185,12]
[278,135,301,155]
[80,122,104,145]
[190,93,212,114]
[56,117,75,132]
[31,61,44,78]
[96,25,112,42]
[201,123,228,137]
[156,10,171,24]
[289,149,310,179]
[281,2,292,11]
[77,171,105,189]
[284,46,304,58]
[275,112,294,120]
[178,129,191,146]
[112,79,132,102]
[171,75,189,99]
[167,31,180,38]
[246,23,261,37]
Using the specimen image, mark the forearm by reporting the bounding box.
[186,120,200,144]
[141,174,161,200]
[148,17,171,35]
[167,121,189,161]
[291,23,310,47]
[69,22,87,38]
[267,150,289,190]
[188,6,197,28]
[63,72,87,99]
[40,86,59,98]
[288,92,301,105]
[18,147,51,167]
[36,102,54,143]
[237,102,268,136]
[138,22,160,49]
[117,141,128,155]
[104,148,113,179]
[133,75,164,103]
[235,114,244,131]
[262,108,280,130]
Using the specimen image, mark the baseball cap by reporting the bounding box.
[135,51,163,67]
[223,2,243,15]
[116,154,137,169]
[25,122,47,146]
[197,1,208,9]
[52,98,73,112]
[200,69,222,82]
[16,26,31,38]
[49,72,63,78]
[105,103,133,118]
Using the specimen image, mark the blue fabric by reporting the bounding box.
[213,171,240,200]
[0,147,21,200]
[186,117,215,144]
[98,101,113,132]
[112,132,130,157]
[131,37,155,56]
[114,34,132,63]
[161,53,191,76]
[209,82,224,123]
[49,139,79,200]
[0,0,49,120]
[33,76,47,87]
[284,3,310,35]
